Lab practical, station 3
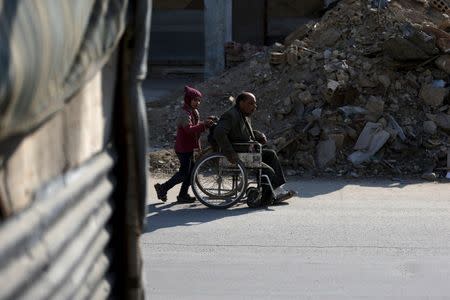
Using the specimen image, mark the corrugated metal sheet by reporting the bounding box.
[0,151,115,300]
[0,0,129,141]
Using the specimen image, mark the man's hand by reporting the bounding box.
[255,132,267,145]
[226,152,239,165]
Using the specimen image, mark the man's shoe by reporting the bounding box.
[272,190,296,204]
[154,183,167,202]
[176,195,196,203]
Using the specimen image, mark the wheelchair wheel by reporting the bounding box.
[191,152,247,209]
[246,187,262,208]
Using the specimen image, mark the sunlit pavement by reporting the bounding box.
[142,177,450,299]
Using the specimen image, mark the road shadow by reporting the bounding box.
[285,177,437,199]
[145,201,274,233]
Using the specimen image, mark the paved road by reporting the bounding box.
[142,178,450,299]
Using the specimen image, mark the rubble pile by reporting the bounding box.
[225,41,265,68]
[148,0,450,179]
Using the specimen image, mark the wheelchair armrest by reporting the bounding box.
[231,142,262,153]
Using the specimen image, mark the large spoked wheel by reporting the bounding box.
[191,152,247,209]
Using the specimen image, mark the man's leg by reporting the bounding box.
[262,149,286,189]
[261,149,295,204]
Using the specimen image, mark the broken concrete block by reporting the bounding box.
[353,122,383,150]
[316,139,336,168]
[387,114,407,141]
[365,96,385,120]
[435,55,450,74]
[423,120,437,135]
[338,106,368,118]
[348,129,390,165]
[420,84,449,107]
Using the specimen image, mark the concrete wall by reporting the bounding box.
[268,0,324,17]
[149,10,204,64]
[232,0,266,45]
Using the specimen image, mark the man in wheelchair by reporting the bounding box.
[213,92,296,205]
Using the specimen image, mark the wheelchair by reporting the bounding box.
[190,142,276,209]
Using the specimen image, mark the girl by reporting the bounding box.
[154,86,213,203]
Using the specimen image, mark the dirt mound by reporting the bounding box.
[148,0,450,179]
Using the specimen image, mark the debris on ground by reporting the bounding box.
[148,0,450,179]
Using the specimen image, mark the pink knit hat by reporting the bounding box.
[184,86,202,105]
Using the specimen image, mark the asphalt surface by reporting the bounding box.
[142,177,450,299]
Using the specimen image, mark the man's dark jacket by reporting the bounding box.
[213,106,264,156]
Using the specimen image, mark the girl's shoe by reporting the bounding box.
[154,183,167,202]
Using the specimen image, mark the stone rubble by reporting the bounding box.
[148,0,450,179]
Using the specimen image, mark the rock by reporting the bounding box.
[312,108,322,119]
[437,38,450,53]
[286,47,298,66]
[329,133,346,149]
[423,120,437,135]
[365,96,385,120]
[316,139,336,168]
[276,97,293,114]
[447,147,450,171]
[434,113,450,131]
[309,124,321,136]
[295,151,316,169]
[284,23,312,46]
[419,84,448,107]
[298,90,314,104]
[345,126,358,140]
[378,74,391,88]
[338,106,368,118]
[317,27,341,47]
[421,172,437,181]
[324,79,340,103]
[358,74,378,88]
[402,24,439,56]
[435,55,450,74]
[383,37,430,61]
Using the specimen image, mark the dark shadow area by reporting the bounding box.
[146,175,448,233]
[145,201,274,233]
[285,177,433,199]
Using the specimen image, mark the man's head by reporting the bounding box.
[236,92,257,116]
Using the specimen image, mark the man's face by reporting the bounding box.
[240,96,257,116]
